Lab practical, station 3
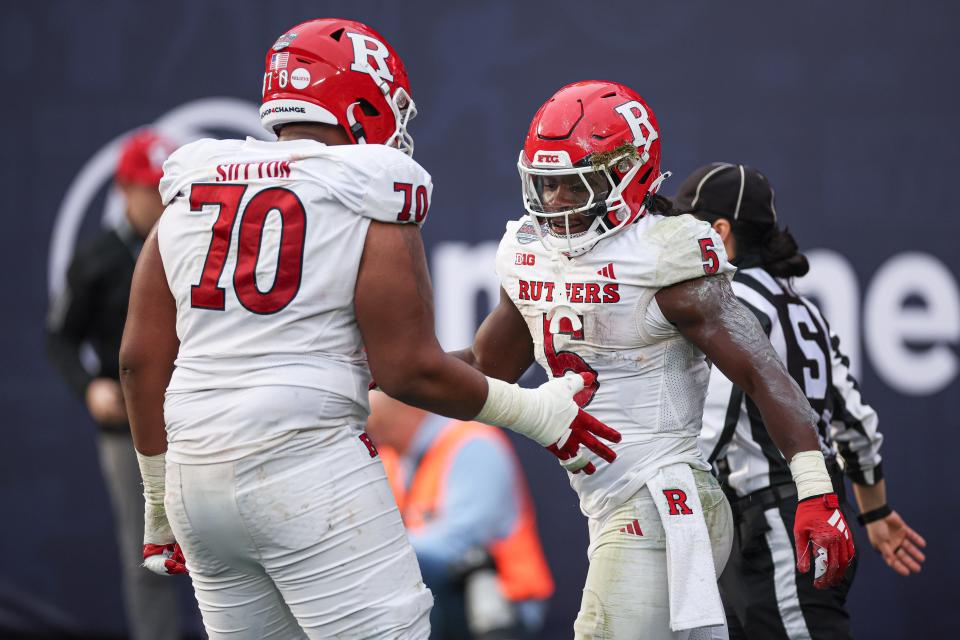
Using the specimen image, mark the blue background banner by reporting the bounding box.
[3,1,957,637]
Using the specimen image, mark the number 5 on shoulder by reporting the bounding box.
[699,237,719,275]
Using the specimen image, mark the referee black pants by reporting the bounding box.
[719,480,858,640]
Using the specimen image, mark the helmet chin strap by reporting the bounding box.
[346,102,367,144]
[647,171,672,201]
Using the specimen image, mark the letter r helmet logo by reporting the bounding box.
[613,100,658,160]
[346,32,394,84]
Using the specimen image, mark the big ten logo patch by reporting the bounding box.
[515,252,536,266]
[663,489,694,515]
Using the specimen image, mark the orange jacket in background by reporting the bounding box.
[379,421,554,602]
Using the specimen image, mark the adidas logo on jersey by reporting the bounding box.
[619,519,643,536]
[597,263,616,279]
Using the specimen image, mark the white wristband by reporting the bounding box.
[789,450,834,501]
[136,451,174,545]
[474,376,573,446]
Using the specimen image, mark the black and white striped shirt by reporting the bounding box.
[700,266,884,497]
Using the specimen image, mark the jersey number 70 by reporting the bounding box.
[189,183,306,314]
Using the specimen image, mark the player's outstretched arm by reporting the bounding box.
[356,221,620,468]
[656,274,855,588]
[449,287,535,384]
[355,221,488,418]
[118,229,187,576]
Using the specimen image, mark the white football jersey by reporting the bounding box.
[157,138,432,463]
[496,213,735,519]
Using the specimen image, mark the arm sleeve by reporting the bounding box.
[45,257,96,399]
[407,436,518,569]
[825,327,884,485]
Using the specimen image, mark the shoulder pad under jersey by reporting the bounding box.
[158,138,246,205]
[310,145,434,226]
[639,214,736,288]
[495,216,546,278]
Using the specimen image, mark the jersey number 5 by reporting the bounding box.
[189,183,306,314]
[699,238,719,275]
[542,314,598,407]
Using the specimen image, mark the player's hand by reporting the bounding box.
[547,441,596,474]
[86,377,128,425]
[143,542,188,576]
[794,493,855,589]
[476,372,621,470]
[542,373,620,473]
[866,511,926,576]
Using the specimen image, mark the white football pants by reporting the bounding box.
[164,427,432,639]
[574,468,734,640]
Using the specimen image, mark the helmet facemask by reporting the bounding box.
[519,145,648,256]
[347,65,418,156]
[384,85,417,156]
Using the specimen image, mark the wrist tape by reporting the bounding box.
[789,450,834,501]
[136,451,174,545]
[474,377,566,446]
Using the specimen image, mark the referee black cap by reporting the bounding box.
[673,163,777,227]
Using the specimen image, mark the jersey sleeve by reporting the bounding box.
[158,139,215,205]
[349,147,434,226]
[824,323,884,485]
[643,214,736,288]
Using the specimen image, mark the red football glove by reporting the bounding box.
[547,441,596,474]
[143,543,188,576]
[794,493,855,589]
[545,387,621,476]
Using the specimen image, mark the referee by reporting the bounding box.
[674,163,926,639]
[46,130,183,640]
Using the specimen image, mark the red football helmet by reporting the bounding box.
[260,19,417,155]
[518,80,667,255]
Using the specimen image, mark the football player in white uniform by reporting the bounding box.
[452,81,857,639]
[118,20,620,640]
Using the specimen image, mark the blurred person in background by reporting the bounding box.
[367,390,554,640]
[45,129,183,640]
[678,163,927,640]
